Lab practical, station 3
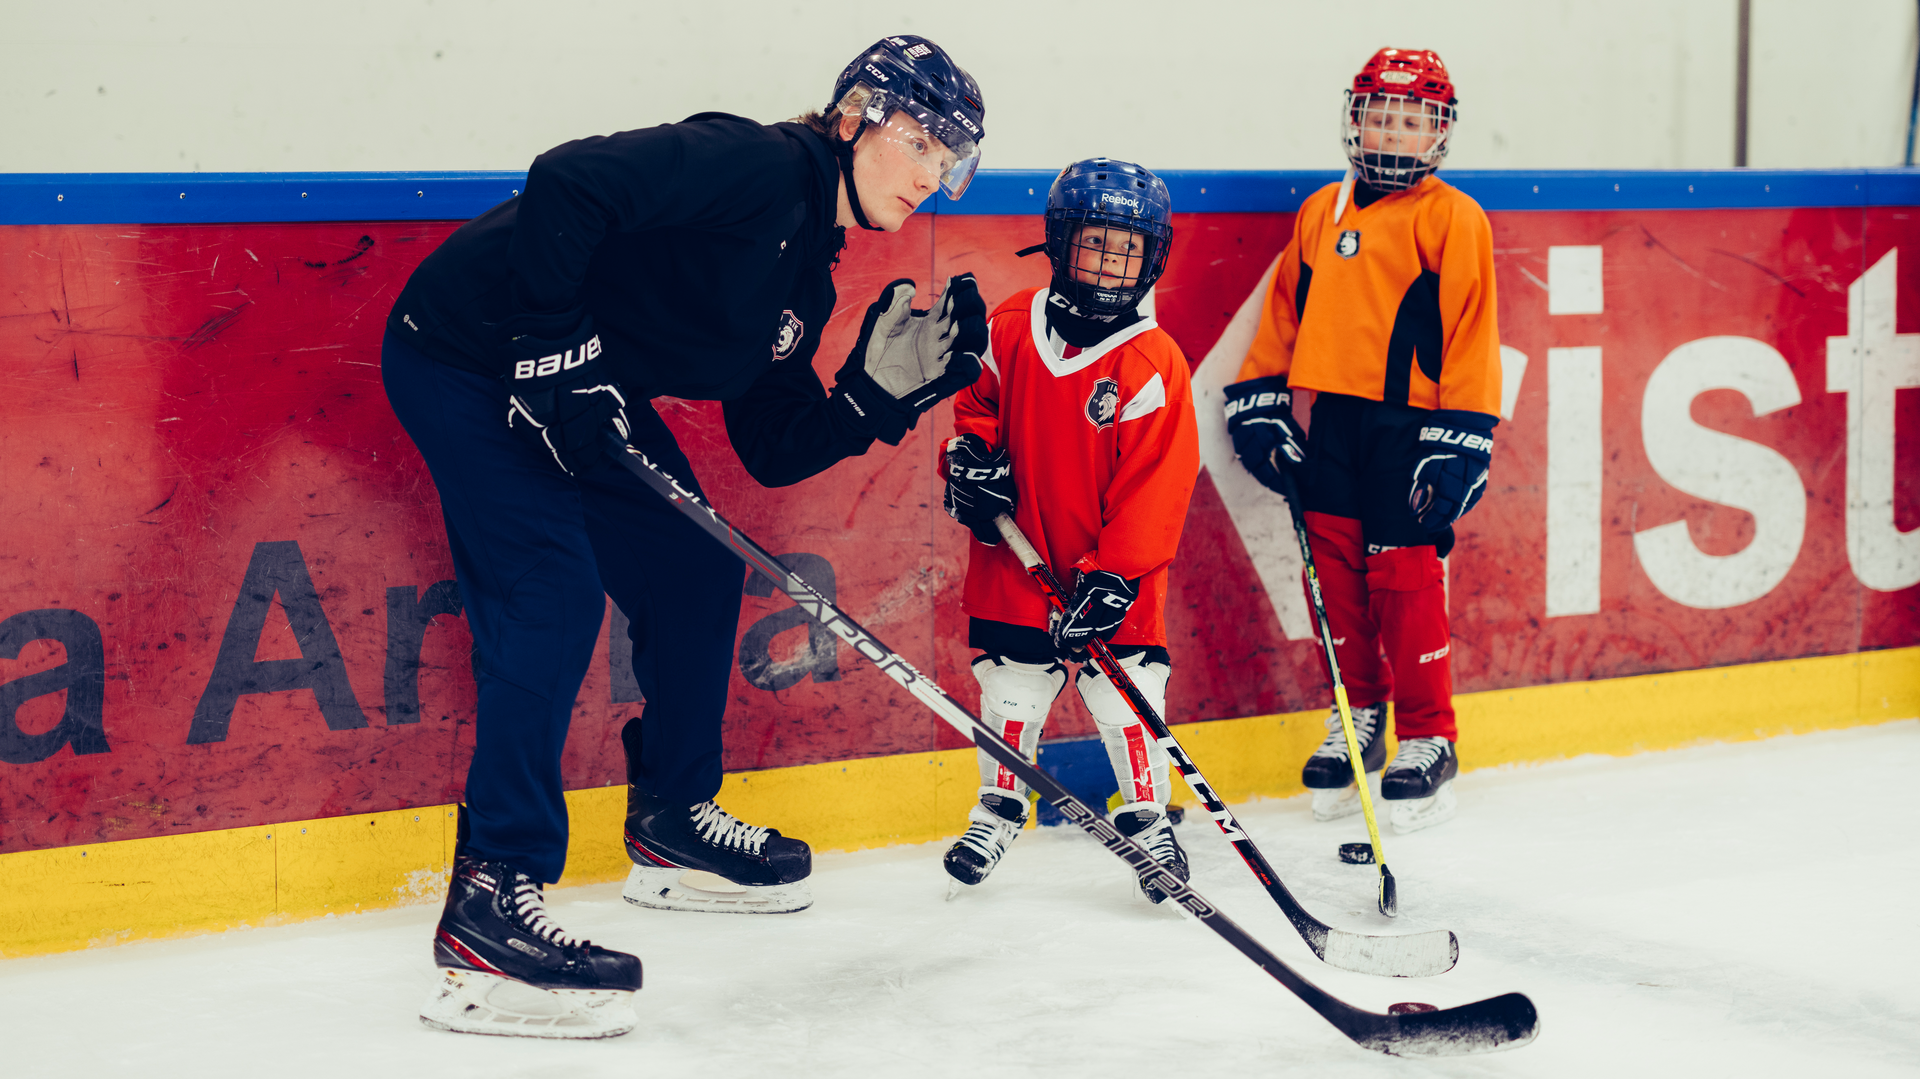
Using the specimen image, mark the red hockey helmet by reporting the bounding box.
[1343,48,1458,192]
[1352,48,1456,106]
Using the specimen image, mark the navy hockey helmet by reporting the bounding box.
[828,35,986,201]
[1042,158,1173,316]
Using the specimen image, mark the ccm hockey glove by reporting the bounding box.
[1049,566,1139,655]
[1408,410,1497,530]
[943,434,1016,545]
[503,314,631,476]
[1223,375,1306,496]
[830,275,987,446]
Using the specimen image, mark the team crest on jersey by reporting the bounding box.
[771,310,804,360]
[1336,230,1361,259]
[1084,377,1121,430]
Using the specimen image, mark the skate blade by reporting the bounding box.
[944,876,971,902]
[419,969,635,1040]
[622,865,812,914]
[1388,780,1458,834]
[1310,772,1382,822]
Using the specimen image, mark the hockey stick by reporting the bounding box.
[600,429,1535,1056]
[991,514,1454,977]
[1273,470,1397,917]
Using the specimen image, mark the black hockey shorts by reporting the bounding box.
[1301,392,1454,558]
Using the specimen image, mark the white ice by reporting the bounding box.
[6,722,1918,1078]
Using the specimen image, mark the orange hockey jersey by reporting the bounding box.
[1236,175,1501,415]
[954,287,1200,647]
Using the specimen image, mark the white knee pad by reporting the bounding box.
[972,654,1067,794]
[1077,655,1172,807]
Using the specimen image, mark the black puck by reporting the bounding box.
[1338,842,1375,864]
[1388,1002,1437,1015]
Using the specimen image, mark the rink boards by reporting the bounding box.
[1,169,1917,955]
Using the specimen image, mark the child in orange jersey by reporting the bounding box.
[1224,48,1500,834]
[939,158,1200,901]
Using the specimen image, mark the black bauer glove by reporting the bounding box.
[830,274,988,446]
[943,434,1016,545]
[1223,375,1306,496]
[1408,410,1497,530]
[503,316,632,476]
[1048,568,1139,655]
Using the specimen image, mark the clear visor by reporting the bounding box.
[868,110,981,200]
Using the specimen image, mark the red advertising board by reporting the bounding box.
[1,193,1914,853]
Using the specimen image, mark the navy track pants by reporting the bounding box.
[381,331,743,882]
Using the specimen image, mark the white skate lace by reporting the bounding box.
[1309,705,1382,759]
[509,878,586,949]
[691,801,771,854]
[1140,821,1179,865]
[955,818,1014,861]
[1386,736,1447,775]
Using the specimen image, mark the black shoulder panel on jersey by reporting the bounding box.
[1382,269,1442,406]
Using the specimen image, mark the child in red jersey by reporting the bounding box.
[939,158,1200,902]
[1225,48,1501,834]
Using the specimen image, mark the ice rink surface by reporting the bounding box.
[6,721,1918,1078]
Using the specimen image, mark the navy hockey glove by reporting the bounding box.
[1408,410,1497,530]
[502,314,631,476]
[1224,375,1306,496]
[943,433,1016,545]
[1049,568,1139,654]
[830,274,987,446]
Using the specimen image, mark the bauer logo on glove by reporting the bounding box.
[1406,409,1497,530]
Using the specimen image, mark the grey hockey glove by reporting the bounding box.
[503,314,631,476]
[1408,410,1497,530]
[830,274,987,446]
[1049,568,1139,654]
[943,433,1016,545]
[1224,375,1306,495]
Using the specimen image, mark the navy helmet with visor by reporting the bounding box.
[828,35,985,201]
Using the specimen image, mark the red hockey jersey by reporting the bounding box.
[954,287,1200,647]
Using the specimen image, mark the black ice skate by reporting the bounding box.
[622,789,812,913]
[943,787,1028,892]
[1112,801,1189,905]
[1301,702,1387,822]
[421,852,642,1039]
[1381,736,1459,834]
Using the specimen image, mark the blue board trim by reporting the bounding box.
[3,168,1915,225]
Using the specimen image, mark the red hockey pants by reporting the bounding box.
[1301,512,1456,741]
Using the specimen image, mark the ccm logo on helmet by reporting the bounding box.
[1418,426,1493,453]
[513,335,601,380]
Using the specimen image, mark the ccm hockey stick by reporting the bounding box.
[1274,470,1397,917]
[602,429,1536,1056]
[992,514,1455,977]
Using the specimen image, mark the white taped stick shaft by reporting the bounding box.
[994,514,1044,570]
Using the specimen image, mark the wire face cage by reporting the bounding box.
[1043,159,1173,316]
[1342,90,1457,191]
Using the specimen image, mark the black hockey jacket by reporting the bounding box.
[387,112,870,487]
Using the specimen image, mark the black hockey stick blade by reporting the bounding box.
[1341,992,1539,1058]
[1380,863,1398,918]
[601,431,1535,1056]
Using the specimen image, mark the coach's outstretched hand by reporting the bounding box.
[1408,410,1497,529]
[830,274,987,446]
[502,313,631,476]
[1224,375,1306,496]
